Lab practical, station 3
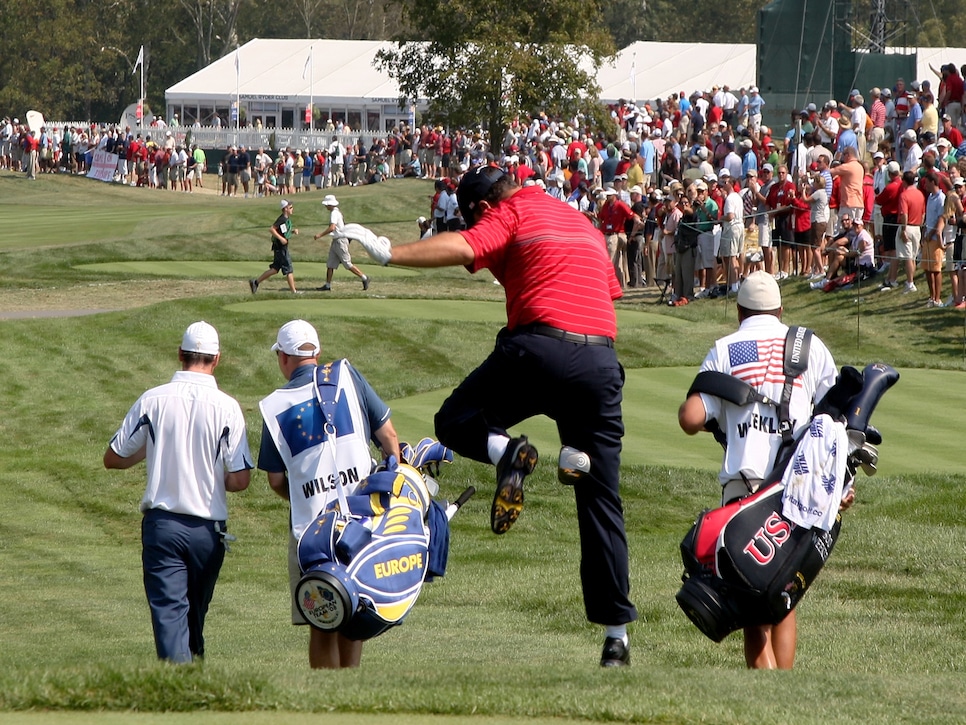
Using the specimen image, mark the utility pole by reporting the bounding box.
[870,0,887,52]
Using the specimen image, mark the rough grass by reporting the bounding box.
[1,169,965,724]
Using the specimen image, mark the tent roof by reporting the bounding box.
[165,38,403,104]
[167,38,966,110]
[595,41,757,105]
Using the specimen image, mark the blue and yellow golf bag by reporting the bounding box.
[295,439,472,641]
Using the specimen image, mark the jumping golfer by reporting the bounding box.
[364,165,638,667]
[314,194,370,291]
[104,321,252,663]
[677,271,838,669]
[250,199,302,294]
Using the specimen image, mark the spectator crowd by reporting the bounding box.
[5,62,966,309]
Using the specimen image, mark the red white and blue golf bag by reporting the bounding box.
[676,362,899,642]
[295,438,473,641]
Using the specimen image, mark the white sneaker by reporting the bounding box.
[903,282,917,294]
[775,271,788,281]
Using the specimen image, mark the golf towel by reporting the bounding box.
[780,414,849,531]
[340,223,392,265]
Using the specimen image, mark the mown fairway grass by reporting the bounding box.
[1,171,965,724]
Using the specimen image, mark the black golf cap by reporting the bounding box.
[457,165,507,229]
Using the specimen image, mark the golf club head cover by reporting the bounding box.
[844,363,899,435]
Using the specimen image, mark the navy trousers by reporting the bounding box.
[141,509,226,662]
[435,328,638,626]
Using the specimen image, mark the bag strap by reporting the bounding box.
[313,360,351,515]
[778,326,812,449]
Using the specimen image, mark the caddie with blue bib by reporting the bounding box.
[258,319,401,669]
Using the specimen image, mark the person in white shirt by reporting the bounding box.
[104,322,252,663]
[720,179,745,292]
[314,195,370,291]
[679,272,838,670]
[0,117,13,170]
[901,130,923,173]
[328,137,346,187]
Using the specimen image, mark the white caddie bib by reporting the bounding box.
[259,360,374,538]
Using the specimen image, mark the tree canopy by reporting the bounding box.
[375,0,615,135]
[0,0,956,123]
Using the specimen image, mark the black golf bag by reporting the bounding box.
[676,362,899,642]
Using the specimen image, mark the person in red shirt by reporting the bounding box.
[896,170,926,292]
[24,131,39,179]
[875,162,904,288]
[375,165,638,668]
[789,176,813,275]
[941,114,963,149]
[598,189,638,287]
[862,169,875,224]
[707,103,724,128]
[939,64,964,128]
[766,165,797,278]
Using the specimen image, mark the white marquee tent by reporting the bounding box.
[165,38,966,132]
[165,38,415,132]
[595,41,757,104]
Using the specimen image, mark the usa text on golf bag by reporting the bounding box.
[676,362,899,643]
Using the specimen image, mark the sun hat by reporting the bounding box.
[737,271,782,311]
[321,194,339,206]
[181,321,219,355]
[271,320,321,357]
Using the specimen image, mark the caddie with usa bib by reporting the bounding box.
[677,362,899,644]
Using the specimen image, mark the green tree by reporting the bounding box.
[375,0,614,136]
[238,0,391,40]
[178,0,244,68]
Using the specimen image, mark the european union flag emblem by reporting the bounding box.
[276,398,325,457]
[274,392,357,457]
[728,340,759,367]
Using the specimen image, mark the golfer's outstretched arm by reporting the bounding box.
[389,232,475,268]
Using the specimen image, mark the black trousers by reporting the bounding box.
[434,328,638,625]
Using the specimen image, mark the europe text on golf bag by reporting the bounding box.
[676,362,899,643]
[295,440,472,641]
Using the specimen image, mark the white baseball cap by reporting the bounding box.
[322,194,339,207]
[271,320,320,357]
[737,271,782,311]
[280,199,292,209]
[181,321,220,355]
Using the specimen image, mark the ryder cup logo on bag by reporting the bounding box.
[301,580,343,627]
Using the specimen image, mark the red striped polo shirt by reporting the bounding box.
[462,186,621,338]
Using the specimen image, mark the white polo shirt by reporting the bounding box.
[329,207,346,236]
[110,371,252,520]
[698,315,837,486]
